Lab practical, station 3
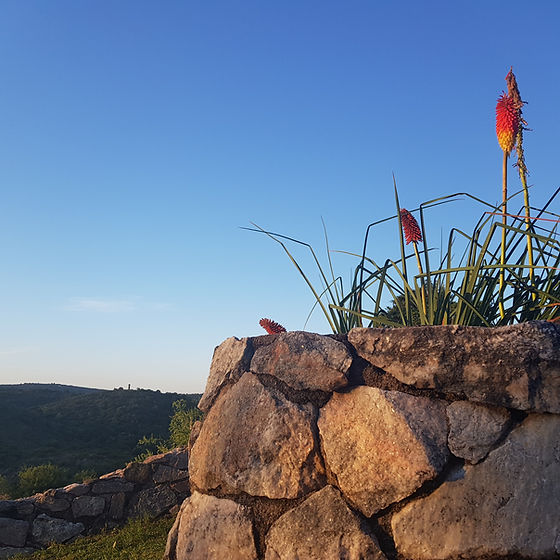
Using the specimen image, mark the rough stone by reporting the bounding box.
[446,401,511,463]
[91,479,133,494]
[250,331,352,392]
[144,448,188,470]
[164,492,257,560]
[0,501,34,518]
[99,469,125,479]
[264,485,386,560]
[0,547,37,559]
[391,413,560,559]
[152,465,188,484]
[123,461,152,484]
[63,483,90,496]
[198,336,253,412]
[161,448,189,470]
[318,386,449,516]
[127,485,177,519]
[108,492,126,520]
[31,514,84,545]
[0,518,28,548]
[71,496,105,518]
[34,492,69,513]
[348,322,560,412]
[189,372,325,499]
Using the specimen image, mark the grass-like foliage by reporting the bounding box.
[246,70,559,332]
[13,516,174,560]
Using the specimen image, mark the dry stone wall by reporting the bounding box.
[167,322,560,560]
[0,448,189,559]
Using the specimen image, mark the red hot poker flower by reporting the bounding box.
[400,209,422,245]
[496,93,520,155]
[259,318,287,334]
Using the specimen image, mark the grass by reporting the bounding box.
[14,516,174,560]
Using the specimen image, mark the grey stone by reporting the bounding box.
[34,492,69,513]
[265,486,386,560]
[189,372,325,499]
[152,465,188,484]
[318,386,449,516]
[198,336,253,412]
[0,547,37,559]
[71,495,105,517]
[391,413,560,559]
[348,322,560,412]
[164,492,257,560]
[0,501,33,517]
[108,492,126,520]
[251,331,352,392]
[127,485,177,519]
[123,461,152,484]
[447,401,511,463]
[0,518,28,548]
[62,483,90,496]
[161,448,189,470]
[144,448,188,470]
[31,514,84,545]
[91,479,133,494]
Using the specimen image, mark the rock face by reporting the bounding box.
[189,372,325,499]
[446,401,511,463]
[164,492,257,560]
[318,387,449,516]
[0,448,190,557]
[392,414,560,559]
[264,486,386,560]
[250,331,352,392]
[348,321,560,412]
[164,322,560,560]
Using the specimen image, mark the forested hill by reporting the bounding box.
[0,383,201,478]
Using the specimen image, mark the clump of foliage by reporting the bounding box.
[15,464,69,498]
[12,515,174,560]
[247,69,559,331]
[135,399,203,461]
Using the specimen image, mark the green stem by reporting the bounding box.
[499,151,508,319]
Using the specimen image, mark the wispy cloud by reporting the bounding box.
[65,298,138,313]
[0,346,35,356]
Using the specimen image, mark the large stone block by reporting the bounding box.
[164,492,257,560]
[251,331,352,392]
[0,518,28,548]
[265,486,386,560]
[318,386,449,516]
[31,514,84,546]
[446,401,510,463]
[391,413,560,559]
[348,322,560,412]
[198,337,253,412]
[189,372,325,499]
[71,496,105,518]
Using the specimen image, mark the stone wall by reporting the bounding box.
[0,448,189,559]
[166,322,560,560]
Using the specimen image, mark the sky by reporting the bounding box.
[1,1,559,393]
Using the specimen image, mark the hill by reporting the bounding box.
[0,383,201,479]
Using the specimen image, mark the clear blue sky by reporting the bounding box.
[1,1,558,393]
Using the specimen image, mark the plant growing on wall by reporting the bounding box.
[246,69,559,332]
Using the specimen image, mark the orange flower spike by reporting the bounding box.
[496,93,520,155]
[400,209,422,245]
[259,318,287,334]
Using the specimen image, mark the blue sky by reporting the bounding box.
[1,1,558,393]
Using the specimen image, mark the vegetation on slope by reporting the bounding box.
[13,515,174,560]
[0,384,201,487]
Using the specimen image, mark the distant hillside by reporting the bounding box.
[0,384,201,478]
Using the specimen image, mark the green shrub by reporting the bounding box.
[16,464,69,497]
